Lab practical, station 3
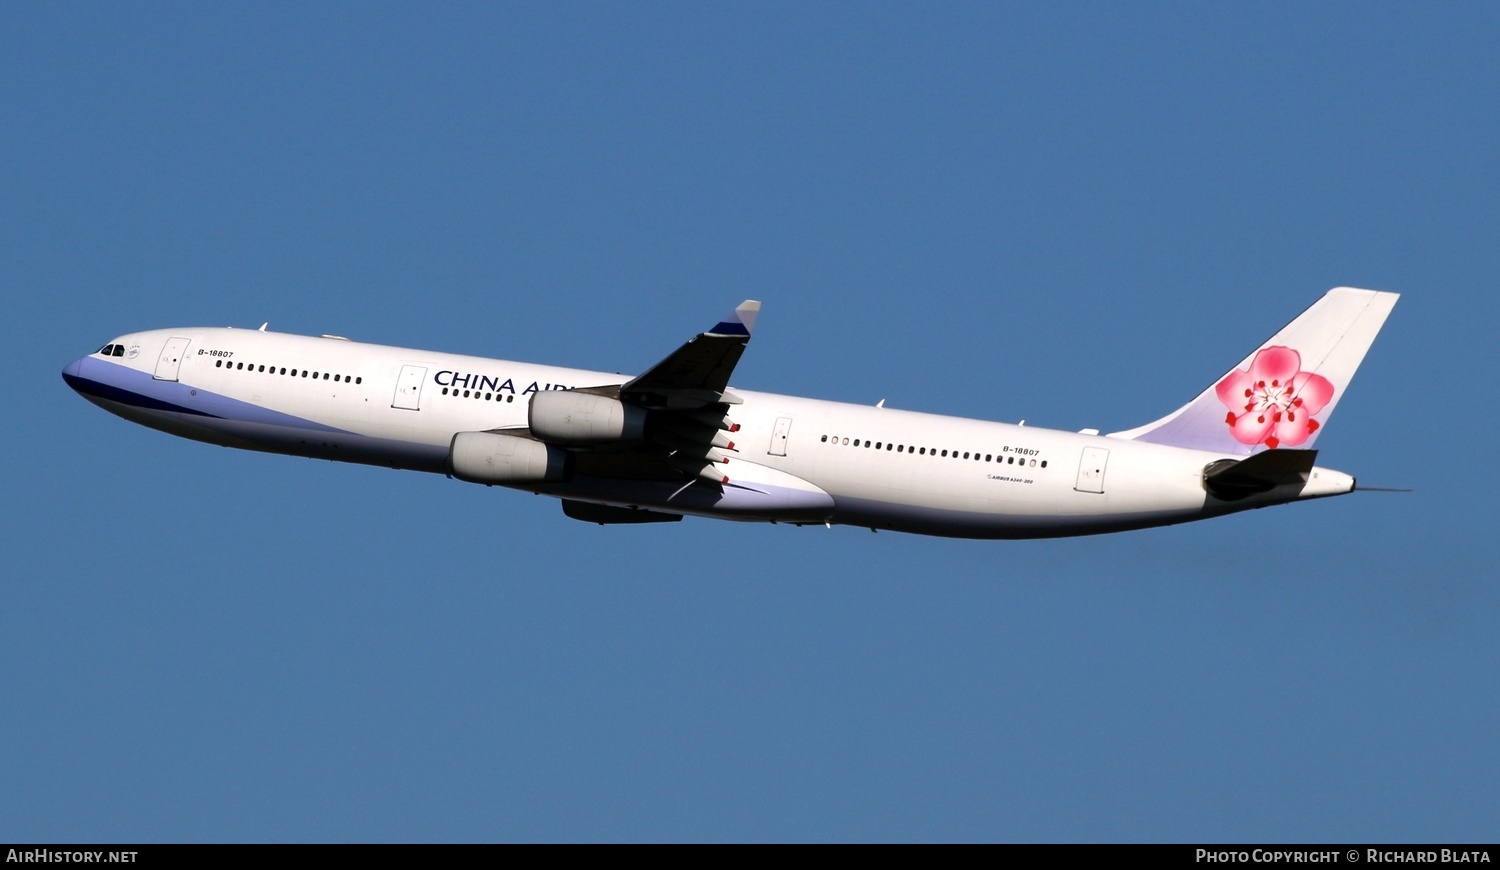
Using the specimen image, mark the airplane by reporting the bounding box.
[62,287,1397,539]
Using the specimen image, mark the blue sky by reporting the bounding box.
[5,3,1496,842]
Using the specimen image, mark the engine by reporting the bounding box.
[528,391,647,444]
[448,431,571,484]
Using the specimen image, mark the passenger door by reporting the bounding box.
[768,416,793,456]
[392,365,427,410]
[1075,446,1109,494]
[153,337,192,381]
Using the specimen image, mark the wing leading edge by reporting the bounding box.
[619,300,760,409]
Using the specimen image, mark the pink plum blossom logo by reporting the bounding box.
[1215,346,1334,449]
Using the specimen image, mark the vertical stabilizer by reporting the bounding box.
[1109,288,1398,455]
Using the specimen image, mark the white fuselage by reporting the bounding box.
[63,327,1355,539]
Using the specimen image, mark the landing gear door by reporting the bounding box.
[1075,446,1109,494]
[153,337,192,381]
[769,416,792,456]
[392,365,427,410]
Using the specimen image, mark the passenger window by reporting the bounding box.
[356,377,362,384]
[216,360,223,368]
[1041,460,1048,468]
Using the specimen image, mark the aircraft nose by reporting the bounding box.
[61,356,88,392]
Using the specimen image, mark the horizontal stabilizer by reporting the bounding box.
[1203,448,1317,501]
[561,500,684,524]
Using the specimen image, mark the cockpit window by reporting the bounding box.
[98,344,114,355]
[112,345,125,357]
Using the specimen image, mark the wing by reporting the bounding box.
[516,301,761,489]
[618,300,760,409]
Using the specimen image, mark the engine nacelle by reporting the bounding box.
[449,431,571,484]
[529,391,647,444]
